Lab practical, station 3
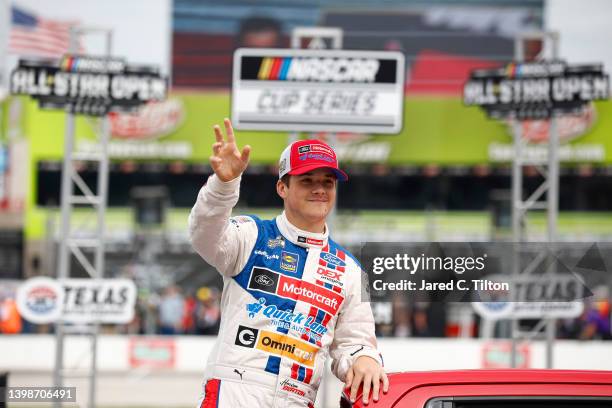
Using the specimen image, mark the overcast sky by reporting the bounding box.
[546,0,612,75]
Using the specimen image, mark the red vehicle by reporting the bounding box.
[341,370,612,407]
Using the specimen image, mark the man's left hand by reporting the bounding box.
[346,355,389,405]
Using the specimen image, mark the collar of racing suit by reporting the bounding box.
[275,211,329,249]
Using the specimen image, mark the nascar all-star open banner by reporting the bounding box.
[10,55,167,116]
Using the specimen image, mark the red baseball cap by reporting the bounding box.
[278,139,348,181]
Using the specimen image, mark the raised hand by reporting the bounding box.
[210,118,251,182]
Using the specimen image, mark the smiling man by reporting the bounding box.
[189,119,387,407]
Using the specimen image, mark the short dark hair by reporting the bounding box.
[280,174,291,187]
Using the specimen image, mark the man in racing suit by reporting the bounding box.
[189,119,387,407]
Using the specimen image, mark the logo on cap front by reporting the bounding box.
[281,139,347,181]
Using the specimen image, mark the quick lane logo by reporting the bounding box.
[245,298,328,339]
[248,267,280,294]
[280,251,299,273]
[256,329,319,367]
[257,57,380,83]
[235,325,259,348]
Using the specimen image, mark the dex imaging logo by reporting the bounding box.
[235,325,259,348]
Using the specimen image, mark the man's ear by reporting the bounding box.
[276,179,288,199]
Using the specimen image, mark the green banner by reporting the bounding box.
[16,92,612,165]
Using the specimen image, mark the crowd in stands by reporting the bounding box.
[1,285,610,340]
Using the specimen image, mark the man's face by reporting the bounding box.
[277,168,337,225]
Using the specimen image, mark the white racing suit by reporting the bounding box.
[189,174,381,408]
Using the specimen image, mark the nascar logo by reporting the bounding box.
[257,57,380,83]
[60,55,126,73]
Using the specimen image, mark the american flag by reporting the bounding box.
[9,6,82,58]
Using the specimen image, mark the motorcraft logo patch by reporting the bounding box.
[248,267,280,293]
[280,251,299,273]
[278,275,343,315]
[245,298,328,340]
[297,144,334,157]
[235,325,258,348]
[248,268,344,315]
[310,144,335,156]
[297,236,324,246]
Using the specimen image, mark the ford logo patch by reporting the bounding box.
[321,252,345,267]
[254,275,274,287]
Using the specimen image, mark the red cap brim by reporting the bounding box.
[288,163,348,181]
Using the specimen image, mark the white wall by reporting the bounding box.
[1,335,612,373]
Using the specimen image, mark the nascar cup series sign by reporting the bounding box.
[231,48,405,133]
[10,55,167,116]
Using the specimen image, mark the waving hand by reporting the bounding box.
[210,118,251,182]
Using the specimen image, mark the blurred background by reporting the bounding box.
[0,0,611,407]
